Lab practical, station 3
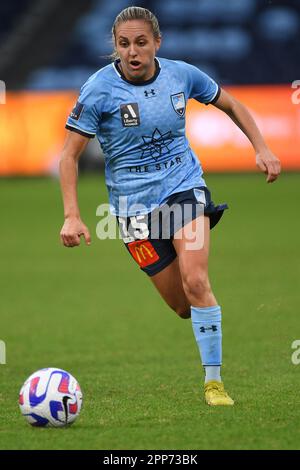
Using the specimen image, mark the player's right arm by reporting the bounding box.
[59,130,91,247]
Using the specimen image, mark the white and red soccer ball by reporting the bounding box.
[19,368,83,427]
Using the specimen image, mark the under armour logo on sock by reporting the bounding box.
[200,325,218,333]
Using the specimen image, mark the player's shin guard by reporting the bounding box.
[191,305,222,372]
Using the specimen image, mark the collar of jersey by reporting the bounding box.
[113,58,161,86]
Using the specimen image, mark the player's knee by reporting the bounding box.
[170,303,191,319]
[182,273,212,300]
[175,306,191,319]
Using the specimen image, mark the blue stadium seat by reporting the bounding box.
[160,28,251,60]
[257,7,299,41]
[155,0,256,24]
[195,0,256,22]
[159,30,194,58]
[26,67,96,90]
[155,0,200,23]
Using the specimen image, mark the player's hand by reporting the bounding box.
[60,217,91,247]
[256,149,281,183]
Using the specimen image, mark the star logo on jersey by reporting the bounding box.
[140,128,174,161]
[171,92,186,116]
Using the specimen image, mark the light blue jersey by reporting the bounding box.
[66,58,220,216]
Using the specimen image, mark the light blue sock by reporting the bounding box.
[191,305,222,383]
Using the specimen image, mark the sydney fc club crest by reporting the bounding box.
[171,92,186,117]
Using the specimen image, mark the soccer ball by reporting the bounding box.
[19,367,83,427]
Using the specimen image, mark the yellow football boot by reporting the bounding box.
[204,380,234,406]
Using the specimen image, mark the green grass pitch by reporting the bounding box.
[0,172,299,450]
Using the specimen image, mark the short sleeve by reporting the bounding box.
[184,63,220,105]
[65,81,101,138]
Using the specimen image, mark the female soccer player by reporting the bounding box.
[59,7,281,405]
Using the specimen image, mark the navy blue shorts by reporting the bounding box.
[117,186,228,277]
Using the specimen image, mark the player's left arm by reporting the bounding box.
[213,88,281,183]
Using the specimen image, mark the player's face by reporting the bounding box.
[115,20,161,82]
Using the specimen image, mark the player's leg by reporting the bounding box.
[172,215,234,405]
[122,229,191,319]
[173,216,217,307]
[149,257,191,319]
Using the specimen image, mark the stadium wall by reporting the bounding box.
[0,85,299,175]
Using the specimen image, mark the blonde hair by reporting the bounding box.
[111,6,161,60]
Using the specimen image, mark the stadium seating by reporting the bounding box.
[5,0,296,89]
[257,6,300,41]
[0,1,31,42]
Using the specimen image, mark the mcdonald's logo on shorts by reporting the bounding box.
[127,239,159,268]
